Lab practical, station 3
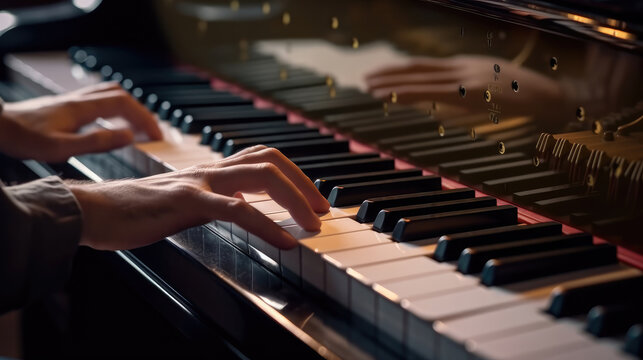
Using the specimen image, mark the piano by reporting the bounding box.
[1,0,643,359]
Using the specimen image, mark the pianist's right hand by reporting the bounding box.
[67,145,330,251]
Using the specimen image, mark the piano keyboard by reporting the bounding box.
[7,47,643,360]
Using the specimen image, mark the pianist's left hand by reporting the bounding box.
[0,82,162,162]
[67,145,330,251]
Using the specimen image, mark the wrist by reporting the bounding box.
[65,181,94,246]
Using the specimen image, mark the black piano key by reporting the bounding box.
[373,197,497,232]
[117,72,210,90]
[481,243,618,286]
[512,183,585,204]
[356,188,475,223]
[299,97,382,118]
[438,152,527,176]
[433,222,563,262]
[322,107,415,126]
[300,158,396,182]
[200,120,289,146]
[262,138,350,158]
[352,117,439,142]
[271,85,346,101]
[201,126,215,145]
[391,205,517,242]
[290,152,380,166]
[409,140,498,166]
[223,133,332,157]
[377,128,468,150]
[587,303,643,337]
[170,105,257,126]
[334,112,425,132]
[459,233,593,275]
[592,215,641,240]
[458,159,538,184]
[625,324,643,358]
[533,193,600,216]
[328,176,441,207]
[251,76,328,93]
[157,95,252,119]
[315,168,421,197]
[235,67,314,83]
[482,170,566,195]
[181,109,288,133]
[547,273,643,317]
[286,90,367,106]
[211,125,315,151]
[132,83,214,101]
[145,89,226,110]
[392,135,476,155]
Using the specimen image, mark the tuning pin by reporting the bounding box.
[325,76,334,87]
[282,12,291,26]
[230,0,240,11]
[279,68,288,80]
[331,16,339,30]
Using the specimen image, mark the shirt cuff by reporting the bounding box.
[1,176,82,311]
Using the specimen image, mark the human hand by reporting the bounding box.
[366,55,564,117]
[67,145,330,251]
[0,82,162,162]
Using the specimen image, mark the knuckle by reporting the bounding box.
[171,183,202,197]
[257,162,279,176]
[249,144,267,152]
[226,198,250,214]
[263,147,284,159]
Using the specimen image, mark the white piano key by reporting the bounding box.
[530,342,636,360]
[280,218,369,283]
[347,257,454,331]
[405,264,632,359]
[374,272,479,348]
[322,239,437,307]
[251,199,287,215]
[468,322,597,360]
[272,206,360,227]
[434,301,551,360]
[242,192,272,202]
[300,230,393,292]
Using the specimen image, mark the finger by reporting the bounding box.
[52,128,134,161]
[68,89,162,140]
[225,144,268,159]
[68,81,122,96]
[200,193,298,249]
[214,147,329,212]
[206,163,322,231]
[365,59,455,80]
[367,71,462,91]
[233,191,245,200]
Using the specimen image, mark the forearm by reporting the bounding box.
[0,176,82,313]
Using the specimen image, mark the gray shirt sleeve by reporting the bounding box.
[0,176,82,313]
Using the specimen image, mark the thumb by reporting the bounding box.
[58,128,134,158]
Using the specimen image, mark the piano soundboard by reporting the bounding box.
[2,0,643,359]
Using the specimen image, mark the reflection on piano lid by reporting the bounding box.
[2,0,643,359]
